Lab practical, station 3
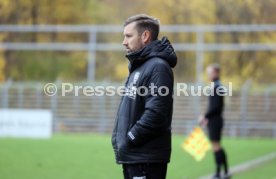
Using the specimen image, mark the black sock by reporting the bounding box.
[220,148,229,174]
[214,151,221,177]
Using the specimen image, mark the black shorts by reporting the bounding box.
[122,163,167,179]
[207,121,223,142]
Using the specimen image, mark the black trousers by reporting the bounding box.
[122,163,168,179]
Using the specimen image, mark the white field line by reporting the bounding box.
[198,152,276,179]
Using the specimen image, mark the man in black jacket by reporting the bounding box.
[112,14,177,179]
[199,64,230,179]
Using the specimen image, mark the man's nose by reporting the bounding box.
[122,38,127,46]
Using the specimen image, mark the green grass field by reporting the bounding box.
[235,159,276,179]
[0,134,275,179]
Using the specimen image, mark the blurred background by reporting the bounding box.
[0,0,275,179]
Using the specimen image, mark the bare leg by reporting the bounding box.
[211,141,221,152]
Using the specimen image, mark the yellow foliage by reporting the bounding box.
[115,62,128,80]
[0,0,275,84]
[0,51,6,82]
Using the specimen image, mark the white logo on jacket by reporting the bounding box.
[133,72,140,84]
[125,72,140,99]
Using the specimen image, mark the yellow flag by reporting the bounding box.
[181,127,211,161]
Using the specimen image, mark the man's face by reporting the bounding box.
[206,67,219,81]
[122,22,145,54]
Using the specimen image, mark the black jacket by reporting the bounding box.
[205,79,224,123]
[112,37,177,164]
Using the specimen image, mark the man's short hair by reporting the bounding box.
[208,63,220,73]
[124,14,160,41]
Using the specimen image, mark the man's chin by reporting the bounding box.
[126,49,133,54]
[126,47,142,54]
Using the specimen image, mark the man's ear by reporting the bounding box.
[141,30,151,44]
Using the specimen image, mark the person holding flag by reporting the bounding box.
[198,64,230,179]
